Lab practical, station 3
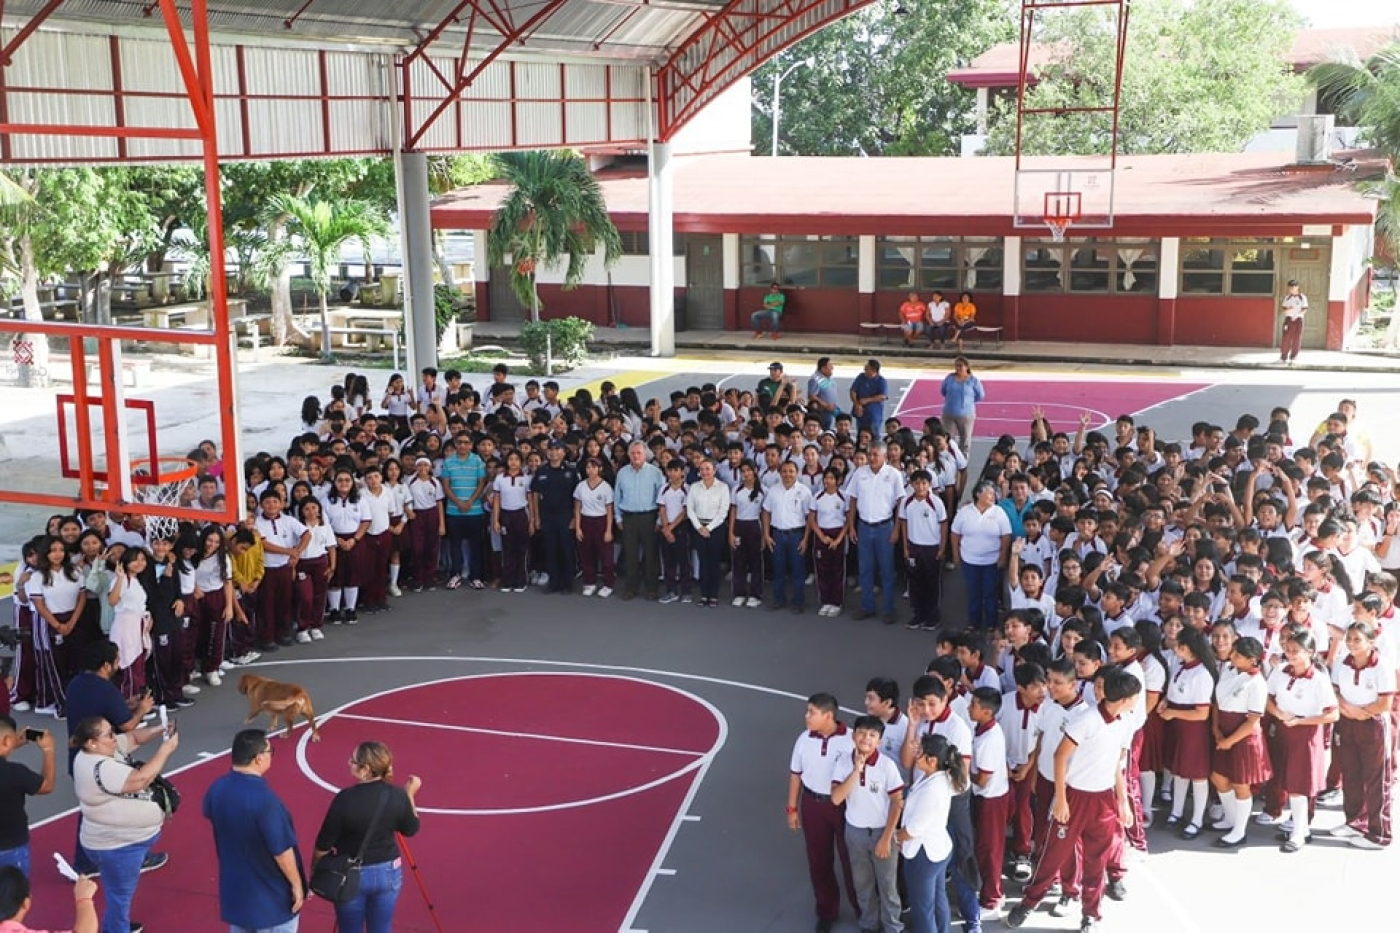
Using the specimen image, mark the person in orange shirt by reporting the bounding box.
[952,291,977,353]
[899,291,929,347]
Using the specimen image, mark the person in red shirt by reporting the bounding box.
[898,292,929,347]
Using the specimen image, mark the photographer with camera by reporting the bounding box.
[0,717,55,878]
[70,715,179,933]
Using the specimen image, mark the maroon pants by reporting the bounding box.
[1031,774,1080,898]
[257,564,294,643]
[361,530,392,606]
[1280,315,1303,360]
[116,657,146,700]
[1022,787,1118,921]
[179,615,199,680]
[799,790,857,923]
[31,608,69,713]
[407,511,440,587]
[10,606,36,706]
[194,589,229,674]
[294,557,329,630]
[731,519,763,599]
[973,792,1010,908]
[1121,728,1147,853]
[230,593,257,657]
[1336,716,1393,845]
[813,528,846,607]
[1009,769,1036,857]
[577,515,615,586]
[499,510,530,589]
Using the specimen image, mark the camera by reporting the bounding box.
[23,729,43,743]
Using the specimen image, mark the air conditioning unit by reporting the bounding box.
[1295,114,1335,165]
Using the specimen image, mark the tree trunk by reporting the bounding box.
[432,230,455,290]
[268,219,295,346]
[318,290,333,363]
[17,235,51,387]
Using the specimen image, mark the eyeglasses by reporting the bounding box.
[260,746,275,758]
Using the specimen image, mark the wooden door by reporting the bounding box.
[685,235,725,330]
[1276,246,1330,349]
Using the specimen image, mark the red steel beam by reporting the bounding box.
[284,0,317,30]
[0,319,219,343]
[0,0,65,67]
[0,122,202,139]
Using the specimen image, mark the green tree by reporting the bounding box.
[1308,43,1400,161]
[984,0,1303,156]
[485,150,622,320]
[267,194,388,362]
[753,0,1016,156]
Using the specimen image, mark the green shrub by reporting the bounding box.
[519,316,594,370]
[433,284,461,341]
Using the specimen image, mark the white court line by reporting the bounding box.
[333,711,706,758]
[654,868,676,876]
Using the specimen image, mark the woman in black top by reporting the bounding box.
[312,741,422,933]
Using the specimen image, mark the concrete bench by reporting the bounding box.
[858,322,905,345]
[49,353,154,388]
[964,325,1004,348]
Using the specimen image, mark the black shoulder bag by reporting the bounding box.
[92,755,181,819]
[310,786,389,903]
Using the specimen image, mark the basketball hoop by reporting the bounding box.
[1043,191,1082,243]
[98,457,201,544]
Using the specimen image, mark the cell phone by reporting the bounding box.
[23,728,43,743]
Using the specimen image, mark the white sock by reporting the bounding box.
[1170,775,1189,819]
[1288,795,1310,843]
[1190,780,1209,827]
[1223,796,1251,843]
[389,563,400,586]
[1141,771,1157,815]
[344,587,360,610]
[327,588,343,610]
[1213,791,1236,831]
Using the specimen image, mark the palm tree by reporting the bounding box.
[1308,43,1400,161]
[1360,172,1400,347]
[267,194,388,362]
[485,150,623,331]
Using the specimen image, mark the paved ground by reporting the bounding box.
[3,345,1399,931]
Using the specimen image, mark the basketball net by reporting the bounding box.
[1045,217,1073,243]
[128,458,199,544]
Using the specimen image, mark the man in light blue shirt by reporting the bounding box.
[439,434,488,588]
[614,442,665,600]
[806,356,838,429]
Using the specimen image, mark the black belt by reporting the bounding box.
[774,526,804,533]
[803,787,833,802]
[620,508,658,516]
[860,517,893,526]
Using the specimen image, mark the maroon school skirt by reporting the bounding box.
[1166,704,1212,780]
[1139,706,1168,772]
[1270,720,1327,797]
[1212,710,1273,786]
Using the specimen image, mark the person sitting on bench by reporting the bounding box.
[952,292,978,352]
[752,283,787,340]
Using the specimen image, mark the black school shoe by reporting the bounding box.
[1106,878,1127,901]
[1004,904,1030,929]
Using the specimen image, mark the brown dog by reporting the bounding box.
[238,674,322,742]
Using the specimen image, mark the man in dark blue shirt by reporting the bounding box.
[850,358,889,434]
[203,729,305,932]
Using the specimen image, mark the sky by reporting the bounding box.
[1288,0,1397,29]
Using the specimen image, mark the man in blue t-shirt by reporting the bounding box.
[849,358,889,434]
[203,729,304,932]
[438,434,489,588]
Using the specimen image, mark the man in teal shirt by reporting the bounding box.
[439,434,488,588]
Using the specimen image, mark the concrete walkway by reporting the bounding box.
[474,322,1400,373]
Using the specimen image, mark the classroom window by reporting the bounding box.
[617,230,685,256]
[741,235,859,288]
[1179,239,1277,296]
[1022,238,1158,294]
[876,237,1003,294]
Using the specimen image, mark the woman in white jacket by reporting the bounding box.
[897,733,968,933]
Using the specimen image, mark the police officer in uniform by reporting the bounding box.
[531,440,580,594]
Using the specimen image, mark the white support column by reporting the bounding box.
[1003,236,1022,297]
[473,230,490,283]
[1159,237,1180,300]
[648,140,676,357]
[398,151,437,373]
[1328,228,1350,302]
[722,233,740,290]
[858,235,877,294]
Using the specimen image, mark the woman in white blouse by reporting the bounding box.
[897,733,968,933]
[687,459,731,608]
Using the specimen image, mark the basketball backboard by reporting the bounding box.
[1013,166,1116,232]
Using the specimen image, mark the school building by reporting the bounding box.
[430,149,1382,351]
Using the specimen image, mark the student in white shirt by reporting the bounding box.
[292,497,336,641]
[831,716,906,933]
[786,693,856,933]
[896,733,967,933]
[1208,636,1271,847]
[808,470,849,618]
[968,688,1011,913]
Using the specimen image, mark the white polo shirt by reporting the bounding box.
[361,486,396,535]
[1062,704,1135,793]
[764,482,814,531]
[732,485,764,522]
[831,751,905,829]
[900,494,948,547]
[847,463,906,524]
[809,490,848,531]
[1267,665,1337,718]
[254,514,308,569]
[1331,652,1396,707]
[912,706,973,786]
[1215,667,1268,715]
[1166,662,1214,708]
[325,496,372,535]
[573,479,614,518]
[1118,658,1148,729]
[997,693,1041,768]
[971,721,1009,798]
[876,709,910,765]
[407,476,445,512]
[493,474,532,512]
[790,724,856,795]
[1036,697,1089,782]
[951,503,1012,565]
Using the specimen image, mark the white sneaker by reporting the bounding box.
[181,684,201,697]
[34,706,57,717]
[745,597,762,608]
[1255,811,1286,826]
[388,584,403,597]
[296,631,313,644]
[1329,824,1361,839]
[243,650,262,663]
[596,586,613,598]
[188,671,202,682]
[310,628,325,641]
[206,672,223,687]
[731,597,745,607]
[10,701,30,712]
[1349,835,1384,850]
[805,574,815,585]
[581,585,597,597]
[219,661,234,672]
[536,573,549,587]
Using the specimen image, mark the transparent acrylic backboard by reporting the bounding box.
[1013,166,1117,231]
